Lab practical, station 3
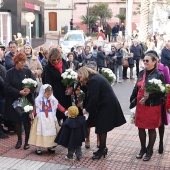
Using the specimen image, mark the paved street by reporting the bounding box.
[1,76,170,170]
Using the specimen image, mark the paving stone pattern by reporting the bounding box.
[0,120,170,170]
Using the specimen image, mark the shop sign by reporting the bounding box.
[0,0,4,8]
[24,2,40,11]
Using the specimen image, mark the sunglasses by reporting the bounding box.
[143,59,149,63]
[52,58,61,62]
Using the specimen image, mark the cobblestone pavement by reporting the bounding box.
[1,118,170,170]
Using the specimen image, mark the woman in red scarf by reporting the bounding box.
[44,48,72,124]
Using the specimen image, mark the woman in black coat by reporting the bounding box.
[77,66,126,160]
[44,48,72,123]
[4,52,35,150]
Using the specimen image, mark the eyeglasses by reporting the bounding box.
[19,62,26,65]
[52,58,61,62]
[143,59,149,63]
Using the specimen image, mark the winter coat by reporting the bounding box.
[161,47,170,66]
[4,67,35,122]
[97,51,106,68]
[66,60,79,71]
[44,59,72,121]
[85,74,126,133]
[130,45,142,60]
[5,52,14,70]
[0,64,6,99]
[115,49,123,65]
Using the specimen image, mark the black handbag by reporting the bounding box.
[129,97,137,109]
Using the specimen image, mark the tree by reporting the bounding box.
[89,2,113,26]
[80,15,98,34]
[138,0,150,42]
[115,14,126,23]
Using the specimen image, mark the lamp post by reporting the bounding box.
[25,12,35,45]
[87,0,90,36]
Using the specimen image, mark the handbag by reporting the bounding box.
[129,97,137,109]
[36,77,43,94]
[122,58,129,67]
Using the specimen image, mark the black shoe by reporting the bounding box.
[158,142,163,154]
[93,147,108,155]
[35,149,42,155]
[126,77,129,79]
[0,132,9,139]
[24,144,30,150]
[92,150,107,160]
[136,148,147,159]
[47,148,55,154]
[15,140,22,149]
[143,151,153,161]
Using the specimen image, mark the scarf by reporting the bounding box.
[52,60,63,74]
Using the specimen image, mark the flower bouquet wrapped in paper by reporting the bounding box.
[61,69,78,95]
[22,78,37,89]
[101,68,116,85]
[12,97,33,116]
[140,78,167,104]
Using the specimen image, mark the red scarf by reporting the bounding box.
[52,60,63,74]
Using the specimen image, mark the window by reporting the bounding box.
[49,12,57,31]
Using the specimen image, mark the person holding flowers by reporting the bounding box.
[44,48,72,124]
[4,52,36,150]
[28,84,67,155]
[130,52,165,161]
[78,66,126,160]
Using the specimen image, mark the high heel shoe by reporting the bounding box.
[93,147,108,155]
[136,148,147,159]
[143,149,153,161]
[92,150,107,160]
[158,142,163,154]
[15,140,22,149]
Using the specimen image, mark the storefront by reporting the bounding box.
[0,0,44,48]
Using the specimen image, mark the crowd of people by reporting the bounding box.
[0,28,170,162]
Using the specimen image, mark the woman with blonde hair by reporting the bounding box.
[78,66,126,160]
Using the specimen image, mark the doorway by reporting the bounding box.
[0,12,12,46]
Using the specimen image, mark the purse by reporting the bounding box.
[129,97,137,109]
[122,58,129,67]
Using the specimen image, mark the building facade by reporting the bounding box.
[44,0,141,35]
[0,0,44,48]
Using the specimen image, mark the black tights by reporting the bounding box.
[15,122,31,144]
[158,124,164,144]
[99,133,107,152]
[138,128,156,151]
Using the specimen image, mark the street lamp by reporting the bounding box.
[87,0,90,36]
[25,12,35,45]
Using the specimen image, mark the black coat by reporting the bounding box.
[5,52,14,70]
[97,51,106,68]
[55,116,88,148]
[130,45,142,60]
[4,67,35,122]
[44,59,72,121]
[66,60,79,71]
[0,64,6,99]
[85,74,126,133]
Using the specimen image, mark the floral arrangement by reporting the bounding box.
[12,97,33,116]
[101,68,116,85]
[61,69,78,86]
[140,78,167,104]
[22,78,37,88]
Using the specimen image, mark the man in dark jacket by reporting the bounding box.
[130,39,142,77]
[112,23,119,42]
[161,42,170,70]
[105,23,111,42]
[97,46,106,72]
[5,41,18,70]
[0,47,9,138]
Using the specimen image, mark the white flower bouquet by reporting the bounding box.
[61,69,78,86]
[140,78,166,104]
[22,78,37,89]
[101,68,116,85]
[61,69,78,95]
[12,97,33,116]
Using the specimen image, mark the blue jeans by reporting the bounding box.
[114,64,123,81]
